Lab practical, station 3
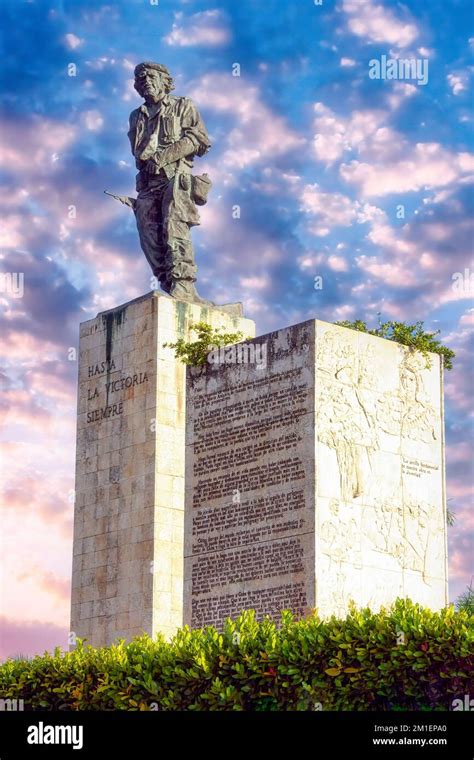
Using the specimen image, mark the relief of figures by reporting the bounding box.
[315,328,444,591]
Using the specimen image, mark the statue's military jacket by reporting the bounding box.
[128,95,211,227]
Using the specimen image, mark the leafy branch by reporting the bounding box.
[164,321,246,366]
[334,319,455,370]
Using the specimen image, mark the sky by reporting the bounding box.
[0,0,473,659]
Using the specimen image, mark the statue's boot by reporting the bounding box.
[169,278,215,306]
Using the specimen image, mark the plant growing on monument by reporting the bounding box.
[164,321,246,366]
[334,319,455,370]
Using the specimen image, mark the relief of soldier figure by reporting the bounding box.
[107,62,213,304]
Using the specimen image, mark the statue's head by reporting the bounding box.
[134,62,174,103]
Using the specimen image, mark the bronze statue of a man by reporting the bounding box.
[128,62,212,303]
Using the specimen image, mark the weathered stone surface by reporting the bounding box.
[70,291,255,646]
[184,320,448,628]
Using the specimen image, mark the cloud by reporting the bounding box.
[327,255,349,272]
[447,72,468,95]
[449,541,474,585]
[0,617,69,661]
[301,183,382,231]
[354,190,474,301]
[443,321,474,417]
[340,143,474,198]
[0,117,76,173]
[459,308,474,327]
[189,75,304,172]
[83,110,104,131]
[300,184,361,235]
[341,0,419,48]
[0,251,87,346]
[164,10,230,48]
[63,33,83,50]
[16,569,71,603]
[312,103,388,164]
[386,82,418,110]
[312,101,474,196]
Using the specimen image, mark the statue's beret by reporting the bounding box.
[134,62,171,77]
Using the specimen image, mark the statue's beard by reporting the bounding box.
[140,84,166,103]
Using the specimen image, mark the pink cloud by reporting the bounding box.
[327,255,349,272]
[301,184,359,234]
[341,144,474,198]
[310,102,474,199]
[331,304,357,320]
[0,118,76,173]
[313,104,387,164]
[239,276,269,291]
[341,0,419,48]
[448,543,473,584]
[0,617,69,660]
[2,472,72,522]
[63,33,83,50]
[0,215,25,248]
[442,319,474,413]
[459,308,474,326]
[356,256,419,287]
[189,75,304,173]
[16,569,71,603]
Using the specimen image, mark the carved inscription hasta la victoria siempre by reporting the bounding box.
[85,359,148,423]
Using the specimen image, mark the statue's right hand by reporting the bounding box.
[146,154,162,175]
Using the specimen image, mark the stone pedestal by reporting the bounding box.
[70,291,255,646]
[184,319,448,628]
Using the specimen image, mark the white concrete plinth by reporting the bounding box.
[70,291,255,646]
[184,320,448,628]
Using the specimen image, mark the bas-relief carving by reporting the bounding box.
[315,326,445,610]
[318,499,362,617]
[362,496,444,578]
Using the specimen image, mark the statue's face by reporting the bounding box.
[134,68,166,103]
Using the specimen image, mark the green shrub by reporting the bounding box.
[334,320,455,370]
[164,321,246,366]
[0,600,471,711]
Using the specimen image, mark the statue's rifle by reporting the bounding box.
[104,190,136,211]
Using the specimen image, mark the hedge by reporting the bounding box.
[1,600,472,711]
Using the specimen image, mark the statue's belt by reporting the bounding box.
[138,167,211,206]
[140,164,190,184]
